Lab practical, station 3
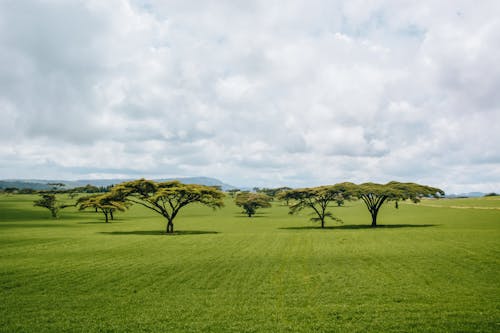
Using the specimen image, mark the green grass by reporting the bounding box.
[0,194,499,332]
[418,196,500,208]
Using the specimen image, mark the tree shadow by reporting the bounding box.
[234,215,266,219]
[78,221,125,224]
[280,224,438,230]
[99,230,219,236]
[0,207,83,221]
[0,223,72,229]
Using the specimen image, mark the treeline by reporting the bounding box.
[4,179,444,233]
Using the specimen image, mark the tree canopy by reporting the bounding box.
[112,179,225,233]
[278,185,350,228]
[235,192,272,217]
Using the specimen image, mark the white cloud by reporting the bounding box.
[0,0,499,193]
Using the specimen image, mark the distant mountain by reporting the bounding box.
[0,177,236,191]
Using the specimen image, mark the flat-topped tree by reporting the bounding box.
[352,181,444,227]
[77,193,129,223]
[112,179,224,233]
[33,193,72,218]
[278,185,351,228]
[235,192,272,217]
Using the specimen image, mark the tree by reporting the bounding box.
[3,187,19,195]
[77,193,129,223]
[278,185,350,228]
[235,192,272,217]
[47,183,66,192]
[112,179,224,233]
[19,188,37,194]
[349,181,444,227]
[226,189,241,198]
[33,193,68,218]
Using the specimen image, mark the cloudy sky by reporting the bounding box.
[1,0,499,193]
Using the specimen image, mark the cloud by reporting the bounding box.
[0,0,499,193]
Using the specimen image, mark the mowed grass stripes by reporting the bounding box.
[0,195,499,332]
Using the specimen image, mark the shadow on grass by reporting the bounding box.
[78,221,125,224]
[99,230,219,236]
[0,223,72,228]
[0,207,84,221]
[234,215,266,219]
[280,224,438,230]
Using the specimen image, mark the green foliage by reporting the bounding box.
[226,188,241,198]
[235,192,272,217]
[3,187,19,195]
[278,185,350,228]
[18,188,37,194]
[77,193,129,223]
[47,183,66,192]
[33,193,63,218]
[112,179,225,233]
[72,184,101,193]
[256,187,293,199]
[347,181,445,227]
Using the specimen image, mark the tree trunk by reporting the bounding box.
[166,220,174,233]
[321,218,325,228]
[371,210,377,227]
[104,212,109,223]
[110,210,114,220]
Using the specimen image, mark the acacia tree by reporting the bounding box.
[226,189,241,198]
[33,193,70,218]
[112,179,224,233]
[349,181,444,227]
[77,193,129,223]
[235,192,272,217]
[278,185,350,228]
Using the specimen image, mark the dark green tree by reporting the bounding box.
[227,189,241,198]
[3,187,19,195]
[235,192,272,217]
[47,183,66,192]
[112,179,224,233]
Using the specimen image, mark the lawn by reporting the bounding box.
[0,194,499,332]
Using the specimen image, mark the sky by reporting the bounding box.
[0,0,499,193]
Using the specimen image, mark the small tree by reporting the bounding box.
[33,193,65,218]
[350,181,444,227]
[235,192,272,217]
[227,189,241,198]
[47,183,66,192]
[3,187,19,195]
[278,185,349,228]
[112,179,224,233]
[77,193,129,223]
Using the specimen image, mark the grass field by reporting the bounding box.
[0,194,499,332]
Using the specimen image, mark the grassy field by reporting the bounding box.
[0,194,499,332]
